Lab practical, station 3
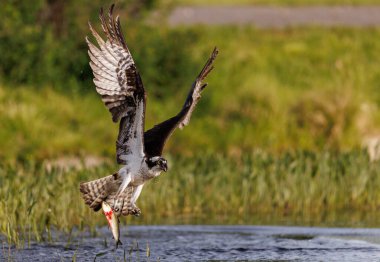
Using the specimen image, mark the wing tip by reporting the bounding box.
[177,46,218,129]
[109,3,115,16]
[210,47,219,63]
[196,48,218,81]
[212,46,219,55]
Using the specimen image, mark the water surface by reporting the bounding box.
[3,225,380,261]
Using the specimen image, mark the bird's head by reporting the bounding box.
[146,156,168,173]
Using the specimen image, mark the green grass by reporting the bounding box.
[2,151,380,246]
[177,0,380,6]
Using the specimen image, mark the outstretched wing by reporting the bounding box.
[87,5,146,164]
[144,48,218,157]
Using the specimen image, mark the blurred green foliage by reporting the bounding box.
[3,0,380,160]
[0,0,164,90]
[1,0,86,88]
[3,25,380,161]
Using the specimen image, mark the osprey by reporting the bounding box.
[79,5,218,218]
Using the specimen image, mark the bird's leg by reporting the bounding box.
[113,173,131,216]
[128,202,141,217]
[129,184,143,216]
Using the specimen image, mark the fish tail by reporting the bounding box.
[116,239,122,249]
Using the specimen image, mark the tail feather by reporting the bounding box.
[79,173,122,212]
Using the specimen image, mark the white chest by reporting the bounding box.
[119,160,161,187]
[133,162,162,185]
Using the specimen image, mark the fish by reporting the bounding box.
[102,201,122,248]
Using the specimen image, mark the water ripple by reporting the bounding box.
[2,225,380,261]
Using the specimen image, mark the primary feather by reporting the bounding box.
[87,4,146,165]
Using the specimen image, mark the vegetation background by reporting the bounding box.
[2,0,380,245]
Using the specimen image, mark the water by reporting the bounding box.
[3,225,380,261]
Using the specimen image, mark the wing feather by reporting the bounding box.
[92,70,118,84]
[144,47,218,157]
[89,23,119,64]
[89,61,117,79]
[87,47,117,75]
[88,51,116,71]
[87,5,146,164]
[101,95,126,103]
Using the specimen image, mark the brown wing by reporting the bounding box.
[87,5,146,164]
[144,47,218,157]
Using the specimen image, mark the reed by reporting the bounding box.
[1,151,380,246]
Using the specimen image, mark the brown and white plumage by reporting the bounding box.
[87,5,146,166]
[80,173,140,216]
[79,4,218,219]
[80,173,122,212]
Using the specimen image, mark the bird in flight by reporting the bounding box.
[79,4,218,229]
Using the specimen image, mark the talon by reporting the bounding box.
[130,206,141,216]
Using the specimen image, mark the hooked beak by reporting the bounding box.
[162,162,168,172]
